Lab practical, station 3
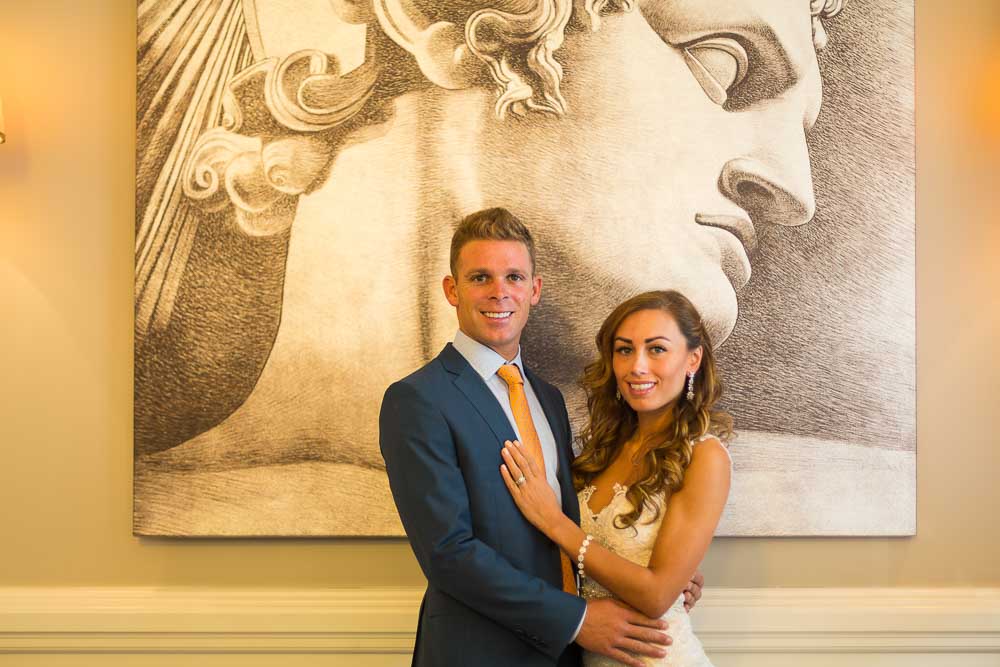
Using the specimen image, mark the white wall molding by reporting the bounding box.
[0,587,423,654]
[695,588,1000,653]
[1,587,998,656]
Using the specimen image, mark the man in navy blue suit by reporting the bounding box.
[380,208,687,666]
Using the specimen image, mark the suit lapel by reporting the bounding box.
[525,366,581,525]
[441,344,581,524]
[524,366,566,446]
[440,344,516,446]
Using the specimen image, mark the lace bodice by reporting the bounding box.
[579,482,666,571]
[576,436,726,666]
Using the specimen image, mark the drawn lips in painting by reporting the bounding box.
[695,212,758,291]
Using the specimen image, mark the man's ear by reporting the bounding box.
[443,275,459,307]
[530,275,542,306]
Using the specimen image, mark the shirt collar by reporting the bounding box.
[453,329,524,381]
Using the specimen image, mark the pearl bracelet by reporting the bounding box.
[577,534,593,580]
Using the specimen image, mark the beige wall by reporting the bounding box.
[0,0,997,591]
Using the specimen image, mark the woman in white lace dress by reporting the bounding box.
[501,290,732,666]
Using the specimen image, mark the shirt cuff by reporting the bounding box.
[569,603,587,642]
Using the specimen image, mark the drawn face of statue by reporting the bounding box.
[467,0,822,350]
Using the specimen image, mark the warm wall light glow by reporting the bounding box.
[0,96,5,144]
[972,50,1000,143]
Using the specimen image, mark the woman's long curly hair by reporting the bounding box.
[572,290,733,530]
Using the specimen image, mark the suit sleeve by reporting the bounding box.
[379,380,586,659]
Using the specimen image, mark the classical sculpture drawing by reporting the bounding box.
[134,0,914,536]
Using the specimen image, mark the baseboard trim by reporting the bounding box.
[1,587,997,654]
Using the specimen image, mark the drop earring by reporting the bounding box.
[615,388,621,401]
[686,371,695,401]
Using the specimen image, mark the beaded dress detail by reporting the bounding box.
[578,436,727,666]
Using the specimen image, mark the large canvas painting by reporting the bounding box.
[134,0,914,536]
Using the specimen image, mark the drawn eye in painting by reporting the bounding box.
[682,36,750,106]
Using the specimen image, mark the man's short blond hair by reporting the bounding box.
[449,208,537,277]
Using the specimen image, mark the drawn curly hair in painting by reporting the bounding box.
[463,0,844,118]
[810,0,845,50]
[176,0,847,243]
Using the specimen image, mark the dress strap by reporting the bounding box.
[691,433,733,465]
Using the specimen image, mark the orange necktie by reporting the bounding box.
[496,364,578,596]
